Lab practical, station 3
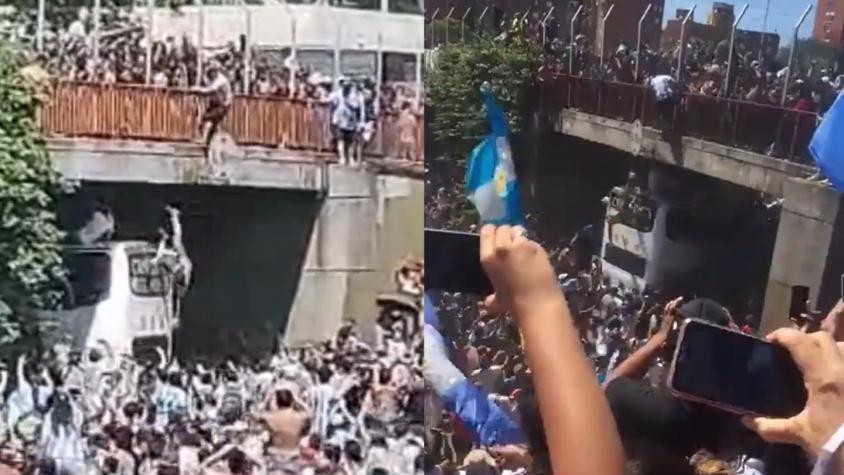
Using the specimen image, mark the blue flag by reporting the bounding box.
[424,323,525,446]
[810,91,844,192]
[465,85,524,225]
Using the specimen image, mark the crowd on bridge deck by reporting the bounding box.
[0,3,421,115]
[0,257,424,475]
[537,27,844,116]
[1,3,423,164]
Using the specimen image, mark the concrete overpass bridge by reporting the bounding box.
[540,75,843,333]
[41,82,423,354]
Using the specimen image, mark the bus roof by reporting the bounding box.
[62,240,156,253]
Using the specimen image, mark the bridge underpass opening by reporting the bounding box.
[60,182,322,359]
[524,133,781,317]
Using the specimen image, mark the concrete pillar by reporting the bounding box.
[285,165,378,345]
[284,167,423,345]
[761,178,844,334]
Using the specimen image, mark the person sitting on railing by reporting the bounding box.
[195,62,233,157]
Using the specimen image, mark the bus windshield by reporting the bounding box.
[129,252,171,297]
[607,188,657,232]
[64,251,111,308]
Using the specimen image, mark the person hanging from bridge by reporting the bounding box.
[196,62,233,159]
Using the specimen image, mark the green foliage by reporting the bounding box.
[427,24,541,161]
[0,42,65,318]
[426,24,540,230]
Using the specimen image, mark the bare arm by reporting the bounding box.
[602,335,663,388]
[603,297,680,389]
[16,354,28,388]
[480,225,624,475]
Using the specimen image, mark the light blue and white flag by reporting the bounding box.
[465,84,524,226]
[810,90,844,193]
[424,302,524,447]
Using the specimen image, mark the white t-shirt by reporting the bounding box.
[68,20,85,37]
[649,75,675,101]
[153,71,169,88]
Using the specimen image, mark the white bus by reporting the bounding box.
[600,186,658,292]
[40,241,180,363]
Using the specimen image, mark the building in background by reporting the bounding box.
[663,3,780,60]
[593,0,665,58]
[813,0,844,46]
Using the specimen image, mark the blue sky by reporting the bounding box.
[662,0,817,43]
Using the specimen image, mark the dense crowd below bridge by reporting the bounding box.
[0,260,424,475]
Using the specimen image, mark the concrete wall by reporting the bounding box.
[284,165,422,345]
[557,110,812,198]
[762,179,844,334]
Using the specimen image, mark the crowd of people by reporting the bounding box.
[424,175,844,475]
[0,259,424,474]
[1,4,422,164]
[528,16,844,117]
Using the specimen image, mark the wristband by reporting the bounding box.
[811,423,844,475]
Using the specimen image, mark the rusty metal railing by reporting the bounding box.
[542,75,818,164]
[40,81,424,162]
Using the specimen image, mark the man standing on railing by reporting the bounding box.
[329,78,364,166]
[196,62,233,159]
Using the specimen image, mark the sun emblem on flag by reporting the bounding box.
[494,165,507,197]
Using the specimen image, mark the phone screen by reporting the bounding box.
[669,320,807,418]
[424,228,493,295]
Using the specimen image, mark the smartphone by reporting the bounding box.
[667,319,807,418]
[424,228,493,295]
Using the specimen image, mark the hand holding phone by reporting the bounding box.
[424,229,493,295]
[742,329,844,459]
[667,319,807,419]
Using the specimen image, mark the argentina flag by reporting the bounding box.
[465,83,524,225]
[423,297,524,446]
[810,90,844,193]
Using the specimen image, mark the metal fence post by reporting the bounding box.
[676,5,697,83]
[722,4,748,97]
[146,0,154,84]
[477,6,489,36]
[569,5,584,75]
[430,8,440,48]
[36,0,45,52]
[635,4,652,83]
[197,0,204,86]
[461,8,471,42]
[521,9,530,23]
[243,2,252,94]
[781,5,813,106]
[541,7,554,48]
[93,0,101,63]
[599,4,615,70]
[444,7,455,45]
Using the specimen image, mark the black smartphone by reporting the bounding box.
[424,228,493,295]
[667,319,807,418]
